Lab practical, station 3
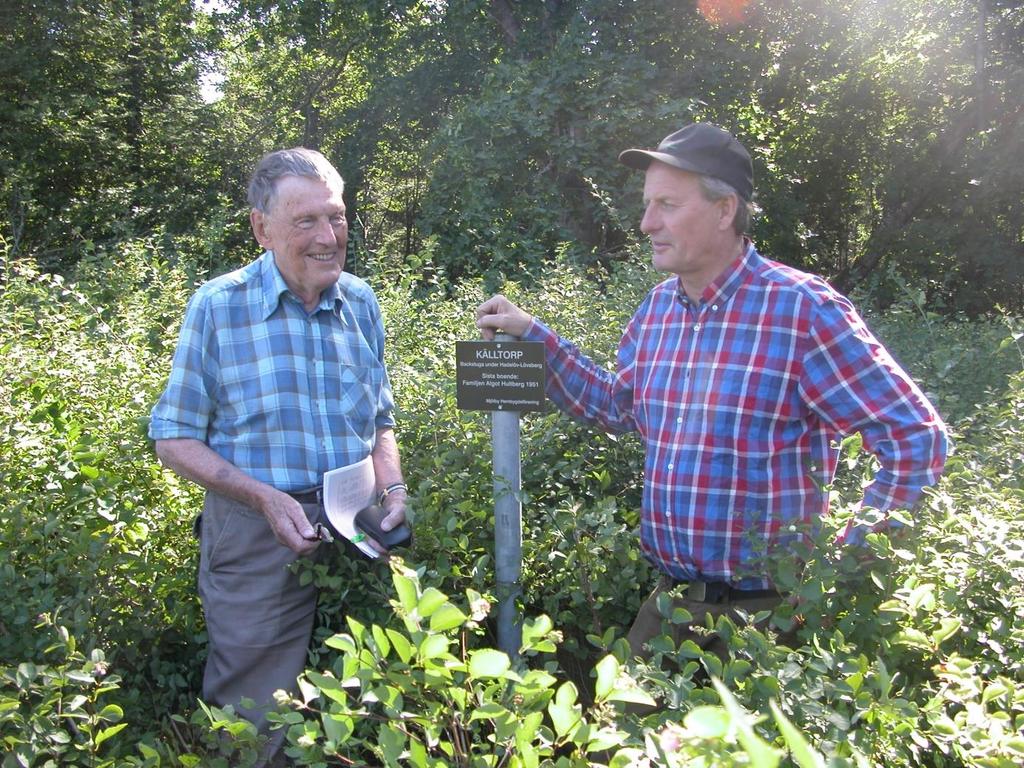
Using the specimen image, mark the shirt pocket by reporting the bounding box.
[333,363,384,424]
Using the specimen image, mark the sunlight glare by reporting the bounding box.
[697,0,751,27]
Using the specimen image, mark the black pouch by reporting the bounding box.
[355,504,412,549]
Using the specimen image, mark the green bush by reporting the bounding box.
[1,238,1022,766]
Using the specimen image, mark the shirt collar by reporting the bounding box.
[676,238,758,309]
[258,251,344,320]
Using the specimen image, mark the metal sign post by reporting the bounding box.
[491,337,522,657]
[455,336,545,658]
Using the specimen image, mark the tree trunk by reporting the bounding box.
[488,0,522,46]
[834,108,977,292]
[976,0,989,131]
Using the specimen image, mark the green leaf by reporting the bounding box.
[594,654,618,701]
[610,749,646,768]
[770,700,825,768]
[417,587,449,617]
[64,694,89,712]
[876,658,893,701]
[371,625,392,658]
[468,702,511,722]
[712,679,780,768]
[878,599,906,615]
[138,743,159,759]
[322,711,354,744]
[548,682,581,740]
[379,721,405,764]
[894,628,932,651]
[306,672,349,705]
[97,704,123,722]
[586,726,628,752]
[345,616,368,642]
[907,583,935,613]
[325,633,357,654]
[677,639,704,658]
[515,711,543,748]
[393,571,419,612]
[981,682,1009,705]
[408,736,429,765]
[1005,736,1024,755]
[94,722,128,748]
[385,629,413,663]
[521,614,554,650]
[841,433,863,463]
[15,663,37,687]
[684,706,730,738]
[932,617,961,644]
[468,648,511,678]
[606,687,656,706]
[418,634,450,660]
[429,603,467,632]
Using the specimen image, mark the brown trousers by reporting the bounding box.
[627,577,786,661]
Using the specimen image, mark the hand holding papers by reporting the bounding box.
[322,457,412,557]
[322,456,379,559]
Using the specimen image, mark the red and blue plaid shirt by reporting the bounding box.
[524,243,948,588]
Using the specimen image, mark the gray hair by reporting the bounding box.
[698,175,757,235]
[247,148,345,212]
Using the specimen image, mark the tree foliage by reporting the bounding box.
[0,0,223,270]
[4,0,1020,309]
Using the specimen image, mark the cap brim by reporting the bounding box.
[618,149,707,177]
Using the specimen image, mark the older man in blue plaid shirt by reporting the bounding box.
[150,148,407,763]
[477,123,948,661]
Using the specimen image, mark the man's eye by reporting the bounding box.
[297,219,315,229]
[331,215,347,226]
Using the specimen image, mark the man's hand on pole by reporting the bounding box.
[476,295,534,340]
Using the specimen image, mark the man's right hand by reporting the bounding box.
[258,489,320,556]
[154,438,321,556]
[475,295,534,340]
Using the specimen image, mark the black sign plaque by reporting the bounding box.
[456,341,546,412]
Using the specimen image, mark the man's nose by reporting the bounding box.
[314,217,337,243]
[640,204,658,234]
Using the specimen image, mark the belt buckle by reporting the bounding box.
[688,581,707,601]
[293,486,323,505]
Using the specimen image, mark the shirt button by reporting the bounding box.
[666,511,673,519]
[668,463,674,470]
[676,417,683,424]
[694,323,701,332]
[712,304,719,311]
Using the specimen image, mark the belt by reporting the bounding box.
[288,487,323,506]
[663,575,780,604]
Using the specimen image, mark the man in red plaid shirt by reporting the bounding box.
[476,123,948,659]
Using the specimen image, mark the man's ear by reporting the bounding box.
[250,208,271,248]
[717,194,739,232]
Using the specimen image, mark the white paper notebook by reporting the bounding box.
[322,456,378,559]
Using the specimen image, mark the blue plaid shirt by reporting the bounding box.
[149,251,395,491]
[526,243,948,587]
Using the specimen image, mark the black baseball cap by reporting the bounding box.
[619,123,754,201]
